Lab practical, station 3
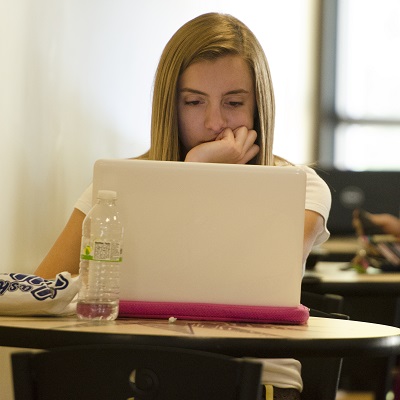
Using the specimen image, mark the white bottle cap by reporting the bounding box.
[97,190,117,200]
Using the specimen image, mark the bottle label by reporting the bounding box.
[81,241,122,262]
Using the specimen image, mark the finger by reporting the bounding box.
[242,129,257,151]
[216,128,234,141]
[232,126,249,146]
[238,144,260,164]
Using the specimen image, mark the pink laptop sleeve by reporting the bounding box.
[119,301,309,325]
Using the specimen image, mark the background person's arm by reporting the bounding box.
[368,213,400,238]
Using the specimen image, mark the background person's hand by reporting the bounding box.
[368,213,400,238]
[353,209,400,238]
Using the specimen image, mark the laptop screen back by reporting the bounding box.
[92,159,306,307]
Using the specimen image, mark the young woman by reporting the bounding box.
[35,13,331,399]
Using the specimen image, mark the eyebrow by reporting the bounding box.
[179,88,250,96]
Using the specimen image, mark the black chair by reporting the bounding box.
[300,291,349,400]
[301,290,345,317]
[11,344,262,400]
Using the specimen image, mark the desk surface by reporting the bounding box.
[320,236,360,255]
[1,316,400,358]
[303,262,400,399]
[314,262,400,282]
[303,262,400,295]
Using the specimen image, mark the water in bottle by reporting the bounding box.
[77,190,123,320]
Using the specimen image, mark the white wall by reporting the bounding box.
[0,0,315,273]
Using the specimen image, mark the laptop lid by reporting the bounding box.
[92,159,306,307]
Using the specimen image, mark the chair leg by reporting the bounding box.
[11,352,36,400]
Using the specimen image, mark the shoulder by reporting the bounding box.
[297,165,329,189]
[272,155,293,166]
[272,156,330,195]
[74,184,93,215]
[295,165,331,204]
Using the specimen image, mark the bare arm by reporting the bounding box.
[303,210,325,265]
[368,213,400,238]
[34,208,85,279]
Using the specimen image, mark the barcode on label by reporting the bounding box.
[94,241,111,260]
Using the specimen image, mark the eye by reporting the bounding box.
[185,100,201,106]
[226,101,244,108]
[224,96,245,108]
[230,102,243,107]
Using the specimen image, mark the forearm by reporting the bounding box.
[34,208,85,279]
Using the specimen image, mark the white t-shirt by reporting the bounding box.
[74,163,331,391]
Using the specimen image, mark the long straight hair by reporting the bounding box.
[145,13,276,166]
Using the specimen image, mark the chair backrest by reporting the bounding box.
[300,291,349,400]
[301,291,346,317]
[12,344,262,400]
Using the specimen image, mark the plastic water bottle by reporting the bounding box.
[77,190,123,320]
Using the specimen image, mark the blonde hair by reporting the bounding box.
[144,12,278,166]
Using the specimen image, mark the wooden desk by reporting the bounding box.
[0,316,399,359]
[303,262,400,326]
[318,235,360,262]
[304,261,400,295]
[303,262,400,400]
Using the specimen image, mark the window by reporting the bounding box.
[318,0,400,170]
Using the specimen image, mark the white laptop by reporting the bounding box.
[92,159,306,308]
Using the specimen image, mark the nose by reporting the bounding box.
[204,103,227,134]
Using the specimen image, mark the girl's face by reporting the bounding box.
[177,55,256,155]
